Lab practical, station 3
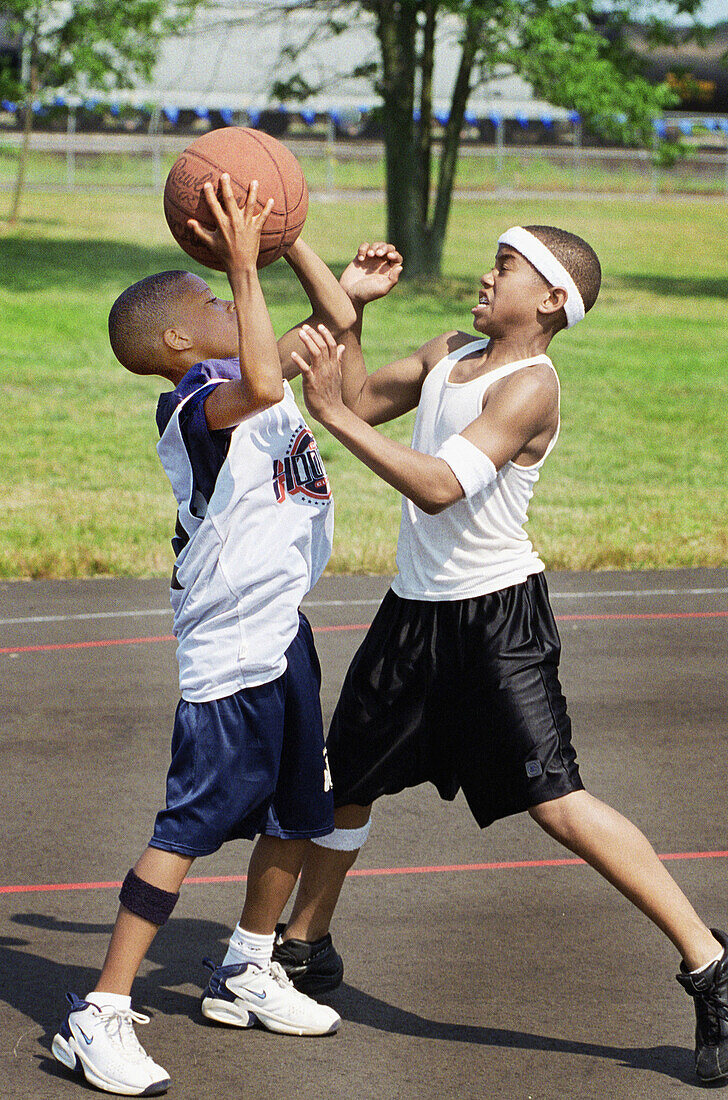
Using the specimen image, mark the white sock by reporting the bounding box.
[85,991,132,1011]
[222,925,275,968]
[689,949,724,976]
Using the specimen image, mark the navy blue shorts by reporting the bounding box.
[151,614,334,857]
[327,574,583,828]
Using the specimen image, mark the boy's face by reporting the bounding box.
[471,245,551,337]
[170,273,240,361]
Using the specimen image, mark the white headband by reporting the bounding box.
[497,226,585,327]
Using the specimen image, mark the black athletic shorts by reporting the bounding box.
[326,572,584,828]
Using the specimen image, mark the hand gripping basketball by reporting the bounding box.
[187,175,275,273]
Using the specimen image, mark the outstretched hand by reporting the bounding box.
[340,241,403,306]
[292,324,346,425]
[187,175,274,274]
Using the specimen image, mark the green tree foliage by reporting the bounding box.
[268,0,711,276]
[0,0,203,222]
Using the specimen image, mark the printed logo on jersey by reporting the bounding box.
[323,746,333,793]
[272,425,331,506]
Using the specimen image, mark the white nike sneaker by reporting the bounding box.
[200,958,341,1036]
[52,993,170,1096]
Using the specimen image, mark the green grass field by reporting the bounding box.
[1,184,727,578]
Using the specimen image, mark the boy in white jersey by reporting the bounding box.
[273,228,728,1085]
[51,179,400,1096]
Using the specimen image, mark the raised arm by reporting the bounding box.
[276,238,357,380]
[295,325,558,515]
[335,242,420,424]
[187,175,284,431]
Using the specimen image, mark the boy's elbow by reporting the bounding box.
[254,379,285,410]
[329,298,358,334]
[417,496,450,516]
[342,299,358,329]
[413,489,456,516]
[414,466,464,514]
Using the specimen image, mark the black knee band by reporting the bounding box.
[119,869,179,926]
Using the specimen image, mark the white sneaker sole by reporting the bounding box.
[200,997,255,1028]
[51,1032,170,1097]
[201,995,339,1037]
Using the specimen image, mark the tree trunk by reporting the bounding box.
[374,3,422,270]
[414,2,436,227]
[373,1,482,279]
[428,10,483,272]
[7,37,39,225]
[7,100,33,225]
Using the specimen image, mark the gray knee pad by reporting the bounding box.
[312,822,371,851]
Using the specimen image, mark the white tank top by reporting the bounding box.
[391,339,559,601]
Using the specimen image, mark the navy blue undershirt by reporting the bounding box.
[156,358,239,505]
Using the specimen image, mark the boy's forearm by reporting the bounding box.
[320,404,460,514]
[285,239,357,333]
[228,265,284,402]
[204,264,284,430]
[337,326,370,414]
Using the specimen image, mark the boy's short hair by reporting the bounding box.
[108,270,190,375]
[524,226,602,315]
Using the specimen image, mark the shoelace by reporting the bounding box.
[266,961,295,989]
[94,1006,152,1061]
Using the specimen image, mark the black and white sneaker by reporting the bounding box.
[272,925,344,995]
[676,928,728,1083]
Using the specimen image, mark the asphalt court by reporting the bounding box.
[1,567,727,1100]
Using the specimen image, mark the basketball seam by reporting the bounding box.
[164,173,281,262]
[244,131,296,238]
[244,132,295,260]
[247,130,309,228]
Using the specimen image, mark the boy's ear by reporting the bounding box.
[162,326,193,352]
[537,286,568,321]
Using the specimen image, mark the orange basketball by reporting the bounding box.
[163,127,308,270]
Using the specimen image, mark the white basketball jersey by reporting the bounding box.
[156,361,333,702]
[392,340,559,601]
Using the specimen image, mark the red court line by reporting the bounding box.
[1,611,726,656]
[2,850,727,896]
[0,635,176,654]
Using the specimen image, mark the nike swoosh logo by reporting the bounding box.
[77,1026,93,1045]
[245,989,267,1000]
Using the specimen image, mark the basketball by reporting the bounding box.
[163,127,309,270]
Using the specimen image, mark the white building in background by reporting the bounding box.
[7,0,723,136]
[120,0,573,125]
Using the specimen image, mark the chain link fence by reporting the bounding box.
[2,117,727,200]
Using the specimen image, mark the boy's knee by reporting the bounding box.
[528,792,582,839]
[312,805,373,852]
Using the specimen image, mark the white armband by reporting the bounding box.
[435,434,498,497]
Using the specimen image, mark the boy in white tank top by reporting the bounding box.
[275,227,727,1085]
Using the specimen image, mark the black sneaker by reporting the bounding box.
[676,928,728,1082]
[272,925,344,996]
